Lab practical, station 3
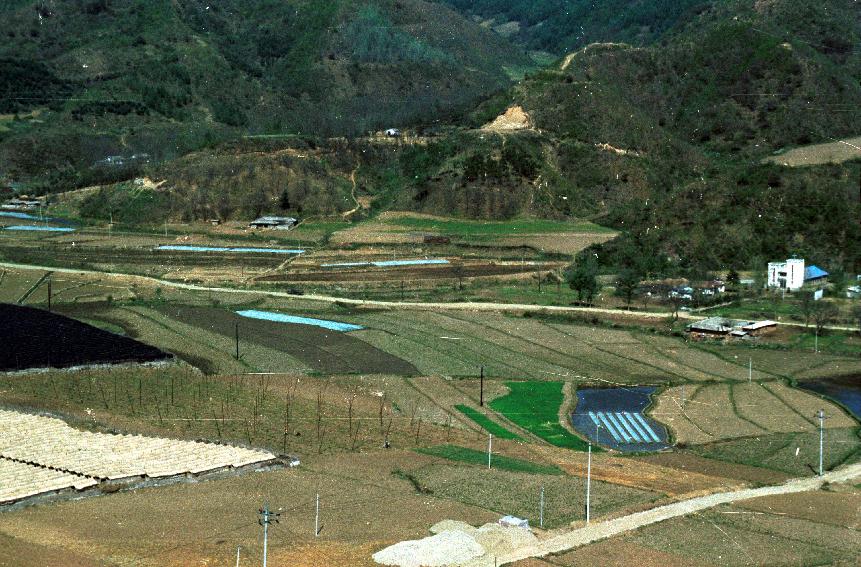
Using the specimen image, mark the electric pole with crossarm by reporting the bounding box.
[258,503,280,567]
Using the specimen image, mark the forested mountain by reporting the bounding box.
[0,0,529,189]
[4,0,861,276]
[437,0,705,54]
[398,0,861,274]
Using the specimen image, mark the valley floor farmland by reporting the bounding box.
[0,263,858,566]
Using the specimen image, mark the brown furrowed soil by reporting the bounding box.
[524,539,713,567]
[654,381,857,446]
[155,305,418,375]
[0,451,499,567]
[256,262,545,283]
[528,447,746,497]
[736,490,861,529]
[634,452,790,485]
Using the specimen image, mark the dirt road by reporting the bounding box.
[464,462,861,566]
[0,262,688,320]
[3,261,858,332]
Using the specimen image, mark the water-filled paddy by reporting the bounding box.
[571,387,669,452]
[798,376,861,420]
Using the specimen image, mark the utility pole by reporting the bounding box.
[235,545,241,567]
[479,365,485,407]
[748,357,752,383]
[585,442,592,524]
[235,322,240,359]
[258,504,280,567]
[539,485,544,529]
[315,493,320,537]
[817,409,826,476]
[487,434,493,469]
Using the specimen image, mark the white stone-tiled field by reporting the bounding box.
[0,409,277,505]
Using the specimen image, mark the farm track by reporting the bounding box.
[4,261,860,332]
[0,262,691,320]
[479,461,861,567]
[17,271,51,304]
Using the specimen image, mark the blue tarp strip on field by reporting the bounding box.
[236,310,364,332]
[157,245,304,254]
[0,212,40,220]
[4,225,74,232]
[321,259,450,268]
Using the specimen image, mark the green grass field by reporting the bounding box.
[417,444,562,475]
[454,405,523,440]
[490,381,591,450]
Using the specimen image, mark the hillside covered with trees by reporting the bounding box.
[4,0,860,277]
[0,0,529,190]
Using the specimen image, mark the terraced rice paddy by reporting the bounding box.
[0,409,278,506]
[154,305,417,375]
[653,381,858,446]
[572,388,668,452]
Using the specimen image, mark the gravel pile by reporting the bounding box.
[373,530,485,567]
[374,520,538,567]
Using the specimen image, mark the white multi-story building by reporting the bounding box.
[767,258,805,290]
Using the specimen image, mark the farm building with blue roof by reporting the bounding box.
[804,265,829,283]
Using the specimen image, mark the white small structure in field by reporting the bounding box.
[768,258,805,290]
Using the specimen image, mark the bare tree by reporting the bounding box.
[669,294,684,322]
[853,305,861,337]
[800,292,815,327]
[811,301,839,337]
[316,388,328,454]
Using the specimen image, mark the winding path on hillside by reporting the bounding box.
[464,461,861,567]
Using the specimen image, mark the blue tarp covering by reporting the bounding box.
[236,310,364,332]
[804,265,829,281]
[0,211,40,220]
[321,259,450,268]
[156,245,304,254]
[4,225,74,232]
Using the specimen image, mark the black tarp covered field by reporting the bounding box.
[0,303,170,371]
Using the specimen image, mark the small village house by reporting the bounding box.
[248,216,297,230]
[687,317,777,340]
